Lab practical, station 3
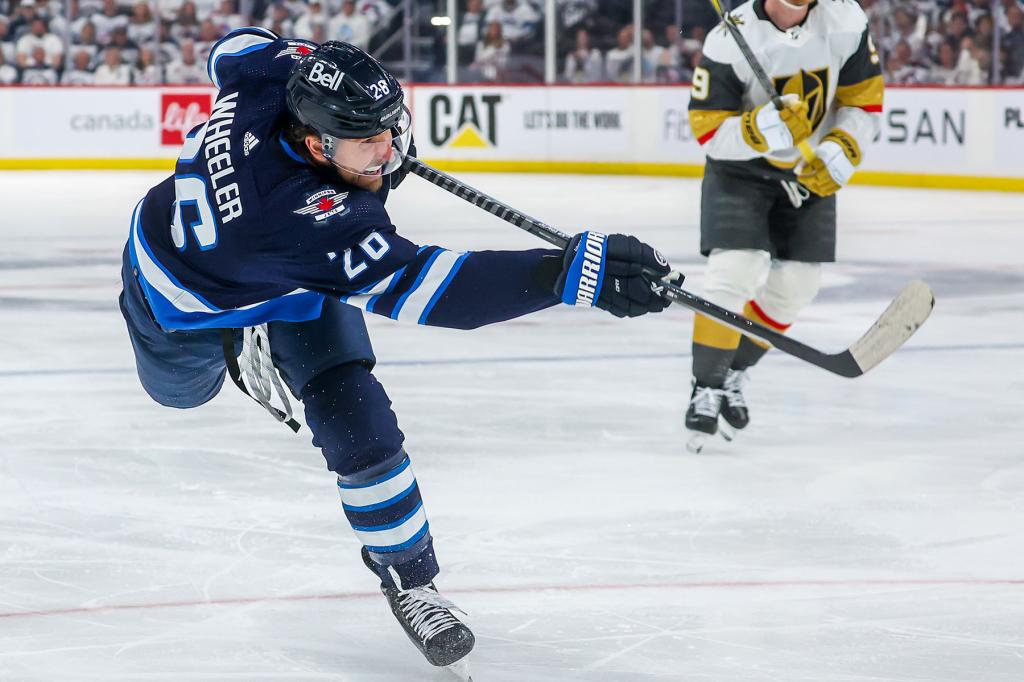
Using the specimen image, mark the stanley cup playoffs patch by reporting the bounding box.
[561,231,607,307]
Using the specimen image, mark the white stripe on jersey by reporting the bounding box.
[395,250,463,324]
[132,199,312,316]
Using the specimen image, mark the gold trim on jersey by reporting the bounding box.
[689,109,739,144]
[772,68,831,131]
[835,75,884,111]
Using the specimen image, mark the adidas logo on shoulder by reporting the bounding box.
[243,131,260,157]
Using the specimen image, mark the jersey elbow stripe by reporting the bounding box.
[391,249,465,324]
[835,76,884,113]
[689,110,737,146]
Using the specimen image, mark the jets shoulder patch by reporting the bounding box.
[294,189,350,222]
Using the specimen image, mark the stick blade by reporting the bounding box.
[846,280,935,376]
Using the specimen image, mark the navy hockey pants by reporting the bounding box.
[119,249,439,587]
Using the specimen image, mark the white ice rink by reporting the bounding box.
[1,171,1023,681]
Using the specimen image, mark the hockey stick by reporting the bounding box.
[403,156,934,378]
[706,0,816,163]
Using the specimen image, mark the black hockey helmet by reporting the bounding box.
[286,42,411,176]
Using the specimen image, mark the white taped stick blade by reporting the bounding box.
[848,280,935,374]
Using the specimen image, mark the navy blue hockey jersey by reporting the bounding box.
[128,27,559,332]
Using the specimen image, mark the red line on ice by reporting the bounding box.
[1,578,1022,621]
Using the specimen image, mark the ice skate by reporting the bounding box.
[685,382,724,454]
[363,548,475,669]
[721,369,750,433]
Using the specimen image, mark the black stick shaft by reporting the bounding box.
[403,156,862,377]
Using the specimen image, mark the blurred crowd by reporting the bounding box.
[0,0,1021,86]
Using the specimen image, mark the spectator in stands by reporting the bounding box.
[328,0,371,50]
[944,11,972,47]
[0,45,17,85]
[210,0,246,34]
[473,20,508,81]
[16,17,63,69]
[133,46,162,84]
[171,1,202,43]
[656,24,684,83]
[156,21,182,64]
[61,48,96,84]
[8,0,43,41]
[457,0,485,65]
[295,0,328,41]
[882,6,927,59]
[1004,3,1024,81]
[72,20,100,65]
[165,37,206,83]
[564,27,602,83]
[955,36,986,84]
[21,45,58,84]
[196,18,221,60]
[0,16,15,66]
[311,21,328,45]
[127,2,157,45]
[483,0,540,46]
[605,24,635,83]
[94,45,131,83]
[263,3,294,39]
[640,27,661,82]
[930,37,961,84]
[106,26,139,66]
[976,13,995,50]
[91,0,129,44]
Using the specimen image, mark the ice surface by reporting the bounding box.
[1,171,1023,681]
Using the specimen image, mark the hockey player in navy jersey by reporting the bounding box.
[119,28,673,671]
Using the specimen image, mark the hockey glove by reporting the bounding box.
[388,135,417,190]
[741,94,813,154]
[554,231,675,318]
[797,128,862,197]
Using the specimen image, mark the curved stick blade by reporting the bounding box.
[848,280,935,375]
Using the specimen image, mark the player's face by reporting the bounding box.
[335,130,394,175]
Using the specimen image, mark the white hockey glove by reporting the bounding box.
[741,94,813,154]
[797,128,862,198]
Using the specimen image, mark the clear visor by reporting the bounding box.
[323,106,412,178]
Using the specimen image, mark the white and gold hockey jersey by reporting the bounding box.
[689,0,883,172]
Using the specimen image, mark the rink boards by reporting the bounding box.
[0,84,1021,191]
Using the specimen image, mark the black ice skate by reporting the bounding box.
[362,548,475,673]
[720,369,750,432]
[685,382,724,454]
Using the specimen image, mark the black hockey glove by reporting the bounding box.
[388,135,416,190]
[554,231,676,318]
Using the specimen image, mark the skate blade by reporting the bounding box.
[719,422,735,442]
[686,433,711,454]
[443,658,473,682]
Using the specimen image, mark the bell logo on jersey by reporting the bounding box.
[294,190,350,222]
[309,61,343,91]
[160,93,213,146]
[774,68,831,131]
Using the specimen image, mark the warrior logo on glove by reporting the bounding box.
[554,232,673,318]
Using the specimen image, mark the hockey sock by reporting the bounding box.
[731,300,791,371]
[692,313,741,387]
[337,453,439,589]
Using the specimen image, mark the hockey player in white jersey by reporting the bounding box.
[685,0,883,451]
